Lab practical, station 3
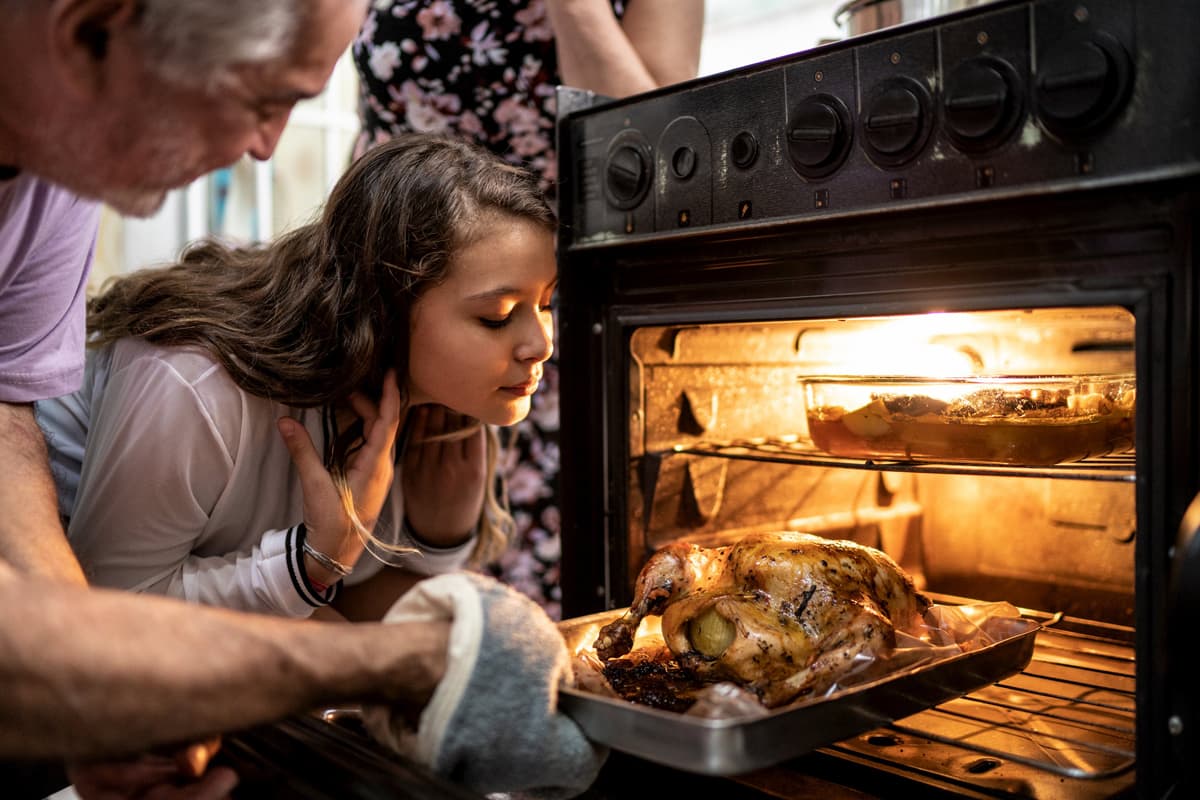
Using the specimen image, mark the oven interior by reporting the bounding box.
[617,305,1137,797]
[550,0,1200,792]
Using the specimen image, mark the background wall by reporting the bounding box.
[700,0,841,75]
[91,0,847,285]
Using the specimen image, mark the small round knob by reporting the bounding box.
[862,78,931,166]
[671,146,697,179]
[604,143,651,209]
[787,95,852,178]
[730,131,759,169]
[944,58,1022,151]
[1036,33,1132,139]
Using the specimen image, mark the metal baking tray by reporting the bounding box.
[557,609,1040,776]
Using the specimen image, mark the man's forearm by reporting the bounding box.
[0,565,449,759]
[0,402,86,584]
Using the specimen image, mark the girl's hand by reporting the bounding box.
[278,370,403,582]
[401,405,487,548]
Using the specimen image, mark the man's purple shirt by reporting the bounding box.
[0,172,98,402]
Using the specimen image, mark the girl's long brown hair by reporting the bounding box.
[87,134,557,564]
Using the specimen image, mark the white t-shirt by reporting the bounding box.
[36,336,475,618]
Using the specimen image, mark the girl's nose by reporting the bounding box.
[517,309,554,363]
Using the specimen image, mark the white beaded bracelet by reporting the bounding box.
[302,539,353,577]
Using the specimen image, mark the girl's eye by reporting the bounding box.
[480,316,511,329]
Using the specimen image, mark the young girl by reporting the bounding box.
[36,134,558,621]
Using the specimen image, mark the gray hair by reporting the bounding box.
[137,0,307,86]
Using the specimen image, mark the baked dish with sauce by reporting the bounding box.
[802,374,1135,466]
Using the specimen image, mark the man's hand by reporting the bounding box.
[361,572,607,797]
[401,405,486,547]
[68,738,237,800]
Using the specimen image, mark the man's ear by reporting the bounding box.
[48,0,140,99]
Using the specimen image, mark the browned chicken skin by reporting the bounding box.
[593,532,931,708]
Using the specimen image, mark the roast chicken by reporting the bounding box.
[593,531,931,708]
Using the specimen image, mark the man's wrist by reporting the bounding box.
[363,617,451,708]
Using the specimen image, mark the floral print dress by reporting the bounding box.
[354,0,625,619]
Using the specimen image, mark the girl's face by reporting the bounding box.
[407,215,557,426]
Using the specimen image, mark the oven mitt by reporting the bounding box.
[361,571,608,799]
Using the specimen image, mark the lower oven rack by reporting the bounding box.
[798,608,1137,799]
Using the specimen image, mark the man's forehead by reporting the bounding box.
[229,0,365,100]
[289,0,365,76]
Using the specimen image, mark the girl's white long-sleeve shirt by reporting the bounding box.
[36,337,474,617]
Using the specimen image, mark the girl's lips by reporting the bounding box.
[501,379,539,397]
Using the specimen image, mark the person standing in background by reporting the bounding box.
[354,0,704,617]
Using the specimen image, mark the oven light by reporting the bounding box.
[796,313,993,378]
[836,339,983,380]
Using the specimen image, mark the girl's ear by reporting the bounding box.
[48,0,140,100]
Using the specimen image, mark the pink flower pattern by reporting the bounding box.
[354,0,626,619]
[415,0,461,39]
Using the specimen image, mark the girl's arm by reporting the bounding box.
[66,353,329,616]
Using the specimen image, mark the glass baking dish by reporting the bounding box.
[801,374,1135,466]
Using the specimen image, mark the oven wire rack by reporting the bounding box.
[816,607,1136,798]
[674,437,1136,482]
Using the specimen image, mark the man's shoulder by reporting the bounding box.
[0,171,91,218]
[0,172,98,278]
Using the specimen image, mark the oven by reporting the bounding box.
[553,0,1199,797]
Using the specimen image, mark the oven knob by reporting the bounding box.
[862,77,932,167]
[787,94,853,179]
[604,143,651,209]
[1036,32,1133,140]
[943,58,1023,151]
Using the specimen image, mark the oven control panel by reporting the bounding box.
[562,0,1198,243]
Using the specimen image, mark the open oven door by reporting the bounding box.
[1170,492,1200,794]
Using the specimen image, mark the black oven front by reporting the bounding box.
[555,0,1200,797]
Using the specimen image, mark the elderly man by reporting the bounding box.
[1,3,606,799]
[0,1,608,797]
[0,1,442,798]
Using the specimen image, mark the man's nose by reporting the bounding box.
[248,111,292,161]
